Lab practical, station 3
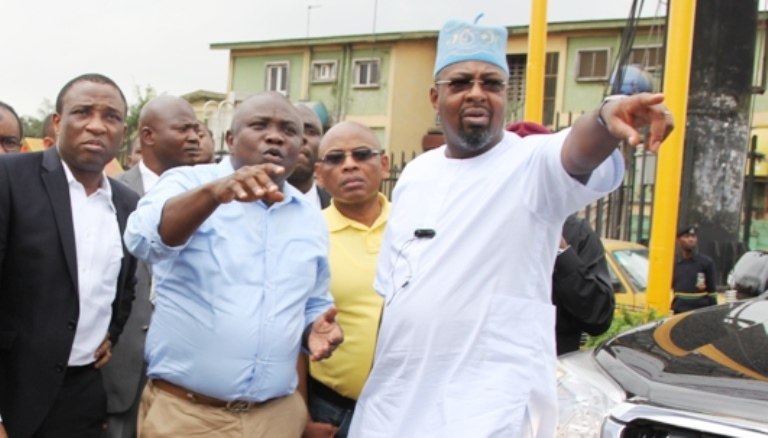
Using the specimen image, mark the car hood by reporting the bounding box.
[596,295,768,423]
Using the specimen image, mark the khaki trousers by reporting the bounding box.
[138,381,308,437]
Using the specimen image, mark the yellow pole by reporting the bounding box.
[524,0,547,123]
[646,0,697,315]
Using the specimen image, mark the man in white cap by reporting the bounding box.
[349,17,674,437]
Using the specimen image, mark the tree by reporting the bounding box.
[20,116,42,139]
[19,99,54,139]
[117,84,156,166]
[126,85,156,142]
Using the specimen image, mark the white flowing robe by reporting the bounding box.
[349,130,624,438]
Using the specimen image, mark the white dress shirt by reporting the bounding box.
[297,182,323,209]
[62,161,124,366]
[138,159,160,193]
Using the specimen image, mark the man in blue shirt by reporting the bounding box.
[124,91,343,437]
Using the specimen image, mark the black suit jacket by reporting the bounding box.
[0,148,139,437]
[318,186,331,209]
[103,165,153,416]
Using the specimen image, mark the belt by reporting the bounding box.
[673,291,715,300]
[152,379,265,412]
[309,376,357,411]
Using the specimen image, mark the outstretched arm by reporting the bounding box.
[159,164,285,246]
[562,93,674,181]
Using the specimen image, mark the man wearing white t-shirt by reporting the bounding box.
[349,18,674,438]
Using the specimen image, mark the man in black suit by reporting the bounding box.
[0,73,139,438]
[288,104,331,208]
[102,95,201,438]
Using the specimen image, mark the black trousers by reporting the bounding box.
[34,365,107,438]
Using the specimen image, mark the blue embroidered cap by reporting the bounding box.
[433,15,509,77]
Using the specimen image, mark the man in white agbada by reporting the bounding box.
[348,17,674,438]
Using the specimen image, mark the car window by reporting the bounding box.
[612,249,649,292]
[607,263,625,293]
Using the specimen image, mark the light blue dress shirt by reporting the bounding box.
[124,157,332,402]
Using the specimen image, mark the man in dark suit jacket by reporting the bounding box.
[102,95,202,438]
[0,73,138,438]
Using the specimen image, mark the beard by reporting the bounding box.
[454,125,494,153]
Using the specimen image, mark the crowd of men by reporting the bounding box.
[0,17,674,438]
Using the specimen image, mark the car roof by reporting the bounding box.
[601,238,648,251]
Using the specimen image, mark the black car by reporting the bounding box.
[557,295,768,437]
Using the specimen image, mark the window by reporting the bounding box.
[353,58,380,87]
[543,52,559,126]
[576,48,610,81]
[629,45,664,72]
[311,60,338,83]
[266,62,289,95]
[505,52,559,126]
[507,54,527,113]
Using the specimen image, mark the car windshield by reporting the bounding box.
[612,248,649,292]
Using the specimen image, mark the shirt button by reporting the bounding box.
[67,321,76,331]
[55,363,65,373]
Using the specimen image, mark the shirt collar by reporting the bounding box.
[325,192,390,232]
[61,158,112,198]
[138,159,159,178]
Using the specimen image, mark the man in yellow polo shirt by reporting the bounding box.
[301,121,390,438]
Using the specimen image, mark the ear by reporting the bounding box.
[52,113,62,138]
[314,162,326,189]
[139,126,152,147]
[379,152,390,179]
[225,130,234,151]
[429,87,439,111]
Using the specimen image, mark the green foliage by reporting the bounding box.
[125,84,156,142]
[20,116,42,139]
[584,308,662,349]
[116,84,155,166]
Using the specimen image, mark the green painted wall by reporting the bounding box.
[231,53,305,100]
[563,36,619,113]
[306,50,344,124]
[344,47,390,116]
[753,28,768,114]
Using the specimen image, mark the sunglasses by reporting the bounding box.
[434,78,507,93]
[320,147,383,165]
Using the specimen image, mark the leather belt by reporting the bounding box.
[152,379,264,412]
[673,291,715,300]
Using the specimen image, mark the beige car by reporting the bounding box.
[603,239,727,312]
[602,239,650,312]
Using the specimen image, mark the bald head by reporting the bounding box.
[316,121,388,216]
[226,92,303,182]
[319,121,379,156]
[138,95,201,174]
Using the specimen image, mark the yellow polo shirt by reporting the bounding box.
[310,193,390,399]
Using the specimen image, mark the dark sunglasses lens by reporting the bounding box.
[352,148,375,161]
[484,81,505,92]
[324,152,346,164]
[450,80,471,91]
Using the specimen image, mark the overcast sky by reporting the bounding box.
[2,0,665,119]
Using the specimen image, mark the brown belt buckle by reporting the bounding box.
[225,400,254,412]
